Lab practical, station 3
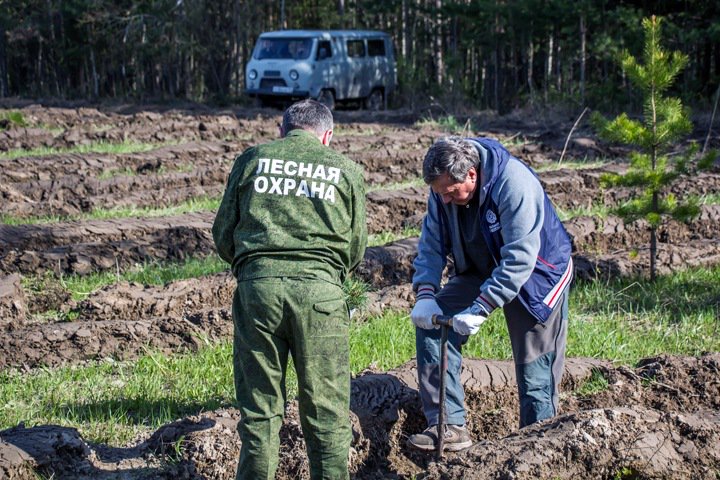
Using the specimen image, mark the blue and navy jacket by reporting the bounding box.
[412,137,573,323]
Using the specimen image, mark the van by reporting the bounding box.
[245,30,397,110]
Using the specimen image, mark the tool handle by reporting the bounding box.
[432,314,453,327]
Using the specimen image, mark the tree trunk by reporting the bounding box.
[90,49,99,98]
[579,13,586,104]
[493,7,500,111]
[527,35,534,98]
[434,0,444,85]
[556,36,562,93]
[401,0,408,59]
[37,39,45,94]
[0,25,8,97]
[280,0,286,29]
[545,32,553,102]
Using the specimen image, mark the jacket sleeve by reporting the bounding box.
[412,190,449,292]
[480,160,544,309]
[348,170,368,272]
[212,148,254,265]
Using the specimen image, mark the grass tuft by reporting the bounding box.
[3,265,719,446]
[0,110,28,129]
[0,140,169,161]
[1,196,221,226]
[22,255,230,303]
[368,227,421,247]
[575,369,610,396]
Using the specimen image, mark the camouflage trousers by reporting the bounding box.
[232,277,351,480]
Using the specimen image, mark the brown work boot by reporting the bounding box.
[407,424,473,452]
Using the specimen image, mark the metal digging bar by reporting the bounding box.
[432,314,453,462]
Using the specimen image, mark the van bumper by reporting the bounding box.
[245,88,310,98]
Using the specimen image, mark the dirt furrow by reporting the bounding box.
[0,212,213,255]
[366,186,427,233]
[574,238,720,280]
[2,355,718,479]
[0,107,278,152]
[0,308,232,370]
[0,268,410,369]
[1,170,227,218]
[0,218,215,277]
[542,168,720,210]
[566,204,720,253]
[0,142,237,184]
[0,275,25,331]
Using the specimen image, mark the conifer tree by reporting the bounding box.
[593,16,717,281]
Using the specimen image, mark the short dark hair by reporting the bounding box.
[282,99,333,136]
[422,136,479,184]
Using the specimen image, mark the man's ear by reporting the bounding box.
[467,167,477,183]
[321,129,333,146]
[278,124,285,138]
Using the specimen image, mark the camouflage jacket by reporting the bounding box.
[212,129,367,285]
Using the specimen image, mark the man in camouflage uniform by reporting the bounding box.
[212,99,367,480]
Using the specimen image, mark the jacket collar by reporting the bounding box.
[466,137,510,205]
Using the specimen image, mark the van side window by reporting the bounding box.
[347,40,366,58]
[367,39,386,57]
[316,40,332,60]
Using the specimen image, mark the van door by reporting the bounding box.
[344,38,369,99]
[314,39,335,95]
[367,38,390,90]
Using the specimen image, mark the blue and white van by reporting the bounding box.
[245,30,397,110]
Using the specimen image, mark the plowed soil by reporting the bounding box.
[1,355,718,479]
[0,104,718,479]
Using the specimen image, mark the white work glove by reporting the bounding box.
[410,285,442,330]
[452,300,490,336]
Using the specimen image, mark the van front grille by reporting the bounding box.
[260,78,287,89]
[263,70,281,77]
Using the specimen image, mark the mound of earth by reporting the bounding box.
[0,275,26,330]
[1,355,718,479]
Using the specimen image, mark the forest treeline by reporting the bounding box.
[1,0,718,111]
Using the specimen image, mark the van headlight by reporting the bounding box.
[248,69,258,80]
[289,69,299,81]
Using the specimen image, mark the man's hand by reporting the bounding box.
[410,298,443,330]
[452,301,489,336]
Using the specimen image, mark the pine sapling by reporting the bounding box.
[592,16,717,281]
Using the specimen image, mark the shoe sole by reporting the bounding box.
[443,440,473,451]
[407,439,473,452]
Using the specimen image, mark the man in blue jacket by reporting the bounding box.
[408,136,573,451]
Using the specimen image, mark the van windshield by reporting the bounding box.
[254,38,314,60]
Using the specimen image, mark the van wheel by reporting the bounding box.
[364,89,384,111]
[317,89,335,111]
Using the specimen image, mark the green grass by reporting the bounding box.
[26,254,369,308]
[415,114,468,134]
[535,159,609,172]
[97,166,137,180]
[334,127,378,137]
[555,193,720,222]
[2,265,718,446]
[575,369,610,396]
[368,226,421,247]
[0,345,236,445]
[700,193,720,205]
[555,202,612,221]
[0,140,167,161]
[23,255,230,303]
[1,196,221,226]
[0,110,28,128]
[366,177,425,193]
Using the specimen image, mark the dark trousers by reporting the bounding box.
[416,274,569,428]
